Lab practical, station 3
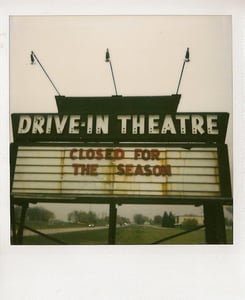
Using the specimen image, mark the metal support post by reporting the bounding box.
[10,203,17,244]
[108,203,117,244]
[204,203,227,244]
[16,202,29,245]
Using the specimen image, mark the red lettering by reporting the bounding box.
[70,148,78,160]
[134,149,142,159]
[96,149,103,159]
[72,164,98,175]
[90,164,98,175]
[117,164,124,175]
[144,165,152,176]
[87,149,95,159]
[72,163,80,175]
[151,150,160,160]
[70,148,125,160]
[105,149,113,159]
[134,149,160,160]
[142,150,150,160]
[152,165,161,176]
[114,148,125,159]
[135,164,144,175]
[125,164,134,175]
[79,149,85,159]
[116,164,171,176]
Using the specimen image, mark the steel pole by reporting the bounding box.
[108,203,117,244]
[176,60,186,94]
[109,61,118,96]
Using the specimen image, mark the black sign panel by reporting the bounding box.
[55,95,181,114]
[12,112,229,143]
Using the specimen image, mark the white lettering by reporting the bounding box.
[149,115,160,134]
[191,115,205,135]
[17,115,32,134]
[87,115,93,134]
[46,115,52,134]
[161,115,176,134]
[69,115,80,134]
[207,115,219,135]
[176,115,190,134]
[96,115,109,134]
[54,115,68,134]
[32,115,45,134]
[117,115,131,134]
[132,115,145,134]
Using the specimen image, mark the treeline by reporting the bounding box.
[134,212,232,230]
[134,211,202,230]
[14,206,232,231]
[14,206,55,223]
[68,210,130,226]
[133,211,176,228]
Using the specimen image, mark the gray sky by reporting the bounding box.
[10,15,232,220]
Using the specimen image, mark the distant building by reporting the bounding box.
[175,215,204,226]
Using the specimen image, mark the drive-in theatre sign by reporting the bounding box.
[11,95,232,205]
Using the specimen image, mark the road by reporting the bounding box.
[23,226,107,236]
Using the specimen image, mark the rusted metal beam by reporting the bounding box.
[20,224,67,245]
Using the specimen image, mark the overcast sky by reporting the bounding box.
[9,15,233,220]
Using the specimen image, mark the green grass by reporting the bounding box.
[21,225,233,245]
[22,228,109,245]
[24,221,88,230]
[116,225,186,244]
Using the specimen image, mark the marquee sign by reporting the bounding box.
[10,95,232,205]
[10,143,232,204]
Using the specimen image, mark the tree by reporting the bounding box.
[67,210,98,224]
[117,215,130,225]
[67,210,131,226]
[161,211,176,228]
[153,215,162,225]
[162,211,170,227]
[87,211,97,224]
[26,206,55,222]
[68,210,80,223]
[134,214,148,225]
[181,218,198,231]
[168,212,176,227]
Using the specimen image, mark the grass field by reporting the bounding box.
[22,225,233,245]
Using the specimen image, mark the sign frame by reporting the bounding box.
[10,142,232,206]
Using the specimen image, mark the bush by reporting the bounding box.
[181,218,198,231]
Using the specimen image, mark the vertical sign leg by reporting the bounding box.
[10,203,17,244]
[16,202,29,245]
[204,203,227,244]
[108,203,117,245]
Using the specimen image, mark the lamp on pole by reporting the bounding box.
[176,47,190,95]
[105,48,118,96]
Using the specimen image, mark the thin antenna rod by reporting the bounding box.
[105,49,118,96]
[176,48,190,95]
[109,60,118,96]
[31,51,61,95]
